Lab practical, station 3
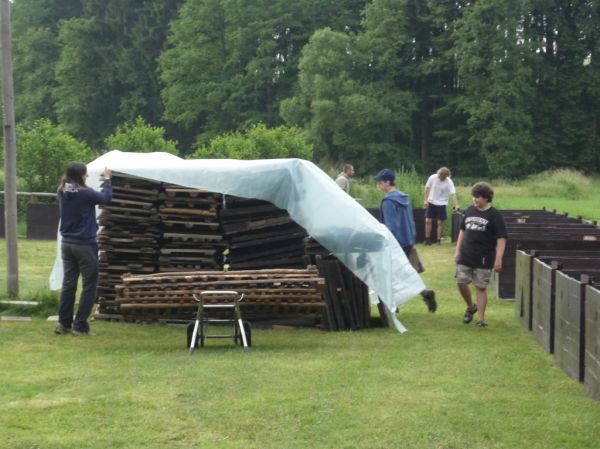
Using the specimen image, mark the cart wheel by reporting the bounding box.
[186,322,197,348]
[242,320,252,347]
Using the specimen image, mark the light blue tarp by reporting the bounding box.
[49,150,426,331]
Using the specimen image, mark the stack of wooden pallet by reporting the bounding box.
[219,196,307,270]
[314,255,371,331]
[113,267,326,322]
[97,173,161,313]
[158,185,224,272]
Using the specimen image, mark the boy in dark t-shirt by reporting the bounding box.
[454,182,507,328]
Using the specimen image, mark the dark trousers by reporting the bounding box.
[59,243,98,332]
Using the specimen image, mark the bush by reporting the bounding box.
[105,116,179,155]
[523,168,592,200]
[17,119,93,193]
[191,123,313,160]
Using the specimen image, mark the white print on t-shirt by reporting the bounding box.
[465,216,488,231]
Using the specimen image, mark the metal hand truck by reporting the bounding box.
[188,290,251,354]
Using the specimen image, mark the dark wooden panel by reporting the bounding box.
[555,273,589,382]
[496,239,600,299]
[26,203,59,240]
[585,285,600,402]
[532,259,556,353]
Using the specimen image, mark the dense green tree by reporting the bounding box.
[280,28,416,172]
[17,119,93,193]
[50,1,182,147]
[454,0,537,177]
[191,123,313,160]
[105,117,179,155]
[160,0,367,151]
[12,0,83,123]
[525,0,599,172]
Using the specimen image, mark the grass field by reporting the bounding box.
[1,241,600,448]
[1,170,600,448]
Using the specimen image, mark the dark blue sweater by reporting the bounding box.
[380,189,416,250]
[58,179,112,245]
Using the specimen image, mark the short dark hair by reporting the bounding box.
[471,182,494,202]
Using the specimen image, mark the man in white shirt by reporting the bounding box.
[335,164,355,193]
[423,166,460,245]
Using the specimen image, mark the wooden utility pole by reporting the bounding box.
[1,0,19,296]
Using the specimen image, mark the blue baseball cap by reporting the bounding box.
[373,168,395,182]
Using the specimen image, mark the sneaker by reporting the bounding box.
[476,320,488,328]
[463,305,477,324]
[72,329,97,337]
[54,323,72,335]
[422,290,437,313]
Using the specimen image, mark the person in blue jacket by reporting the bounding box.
[55,162,112,336]
[374,168,437,313]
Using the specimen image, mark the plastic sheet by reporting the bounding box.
[49,150,426,331]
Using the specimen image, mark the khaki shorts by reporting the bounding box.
[455,264,492,288]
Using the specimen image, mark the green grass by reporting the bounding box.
[1,241,600,448]
[2,172,600,447]
[0,240,57,301]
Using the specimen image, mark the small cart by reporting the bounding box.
[188,290,251,354]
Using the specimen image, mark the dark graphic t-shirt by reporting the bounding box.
[457,206,508,269]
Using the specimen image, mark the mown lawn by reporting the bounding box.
[1,241,600,449]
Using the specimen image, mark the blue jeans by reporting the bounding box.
[59,243,98,332]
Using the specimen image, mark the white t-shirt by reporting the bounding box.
[425,174,456,206]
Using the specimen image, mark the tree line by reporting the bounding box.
[9,0,600,178]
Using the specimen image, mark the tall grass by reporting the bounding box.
[521,168,592,200]
[350,166,424,208]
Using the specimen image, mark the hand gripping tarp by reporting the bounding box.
[49,151,426,332]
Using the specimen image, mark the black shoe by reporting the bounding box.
[422,290,437,313]
[463,305,477,324]
[54,323,72,335]
[476,320,488,328]
[424,238,432,246]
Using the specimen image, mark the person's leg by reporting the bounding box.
[58,244,79,330]
[425,218,432,243]
[456,264,477,323]
[473,269,492,326]
[458,283,473,307]
[476,287,488,323]
[436,219,444,243]
[73,245,98,333]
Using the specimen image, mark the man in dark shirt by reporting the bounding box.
[454,182,507,328]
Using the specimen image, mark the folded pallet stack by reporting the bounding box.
[158,185,224,272]
[97,173,161,314]
[113,267,326,323]
[219,196,308,270]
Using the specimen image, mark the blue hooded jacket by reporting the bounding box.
[380,189,416,250]
[58,179,112,245]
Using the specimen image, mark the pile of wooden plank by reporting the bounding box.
[113,267,326,323]
[97,173,161,313]
[158,185,224,272]
[315,255,371,331]
[219,196,307,270]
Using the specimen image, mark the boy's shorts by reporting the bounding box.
[425,203,447,221]
[455,264,492,288]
